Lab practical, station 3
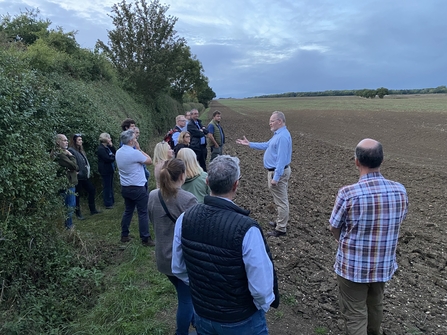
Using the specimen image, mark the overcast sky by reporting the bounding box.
[1,0,446,98]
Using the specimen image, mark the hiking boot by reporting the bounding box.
[142,237,155,247]
[121,236,132,243]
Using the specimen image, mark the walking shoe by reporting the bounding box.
[268,221,276,228]
[91,210,102,215]
[121,236,132,243]
[105,206,114,209]
[141,237,155,247]
[267,230,286,237]
[76,215,85,220]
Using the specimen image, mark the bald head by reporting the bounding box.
[355,138,383,169]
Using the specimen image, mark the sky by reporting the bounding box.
[1,0,446,98]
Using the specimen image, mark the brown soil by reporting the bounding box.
[210,100,447,335]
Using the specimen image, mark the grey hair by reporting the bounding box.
[120,129,135,145]
[207,155,240,195]
[272,111,286,123]
[99,132,111,143]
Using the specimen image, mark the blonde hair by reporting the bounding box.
[99,132,111,143]
[176,148,202,179]
[178,131,190,145]
[153,142,171,165]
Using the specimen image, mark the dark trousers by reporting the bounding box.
[193,144,208,172]
[101,174,115,207]
[120,185,150,241]
[167,275,195,335]
[76,179,97,214]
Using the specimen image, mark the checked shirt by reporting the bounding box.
[329,172,408,283]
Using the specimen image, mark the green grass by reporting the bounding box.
[65,193,176,335]
[314,326,329,334]
[218,94,447,114]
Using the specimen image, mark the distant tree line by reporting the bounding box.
[252,85,447,99]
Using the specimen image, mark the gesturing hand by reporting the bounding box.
[236,136,250,146]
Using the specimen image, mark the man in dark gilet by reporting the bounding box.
[172,155,279,334]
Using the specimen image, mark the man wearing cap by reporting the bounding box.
[236,111,292,237]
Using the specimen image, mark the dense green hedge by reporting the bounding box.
[0,47,183,333]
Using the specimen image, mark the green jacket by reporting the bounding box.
[181,171,209,204]
[56,151,79,186]
[207,119,224,147]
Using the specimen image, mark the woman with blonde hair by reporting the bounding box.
[148,159,198,335]
[153,141,174,188]
[176,148,209,203]
[174,131,191,157]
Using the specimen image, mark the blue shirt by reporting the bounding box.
[249,126,292,181]
[207,122,225,145]
[329,172,408,283]
[194,121,206,145]
[171,200,275,312]
[172,131,181,146]
[115,145,147,186]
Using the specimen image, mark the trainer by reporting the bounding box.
[329,138,408,335]
[172,155,279,334]
[236,111,292,237]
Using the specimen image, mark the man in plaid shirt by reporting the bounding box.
[329,138,408,335]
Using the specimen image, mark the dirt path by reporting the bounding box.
[211,100,447,335]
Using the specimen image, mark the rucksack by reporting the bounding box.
[163,127,181,149]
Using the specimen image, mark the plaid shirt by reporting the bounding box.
[329,172,408,283]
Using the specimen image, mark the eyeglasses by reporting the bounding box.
[185,135,191,138]
[74,133,82,137]
[238,175,243,180]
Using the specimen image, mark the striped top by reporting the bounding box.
[329,172,408,283]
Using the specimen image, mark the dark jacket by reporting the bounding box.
[187,119,208,150]
[68,147,90,180]
[96,144,116,175]
[56,151,79,186]
[174,143,189,157]
[182,196,279,323]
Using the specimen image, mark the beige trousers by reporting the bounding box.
[337,275,385,335]
[267,166,291,232]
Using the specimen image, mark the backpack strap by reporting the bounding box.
[158,190,177,223]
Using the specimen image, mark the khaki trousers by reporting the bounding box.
[267,166,291,232]
[337,275,385,335]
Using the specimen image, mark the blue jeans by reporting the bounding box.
[167,276,195,335]
[101,174,115,207]
[195,309,268,335]
[63,187,76,229]
[120,185,150,240]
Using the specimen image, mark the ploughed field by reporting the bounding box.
[213,96,447,335]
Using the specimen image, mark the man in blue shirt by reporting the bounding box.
[116,129,154,247]
[172,155,279,334]
[236,111,292,237]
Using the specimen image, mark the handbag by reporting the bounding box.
[158,190,177,223]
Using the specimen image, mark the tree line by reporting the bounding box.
[252,85,447,99]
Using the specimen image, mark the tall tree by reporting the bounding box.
[96,0,186,101]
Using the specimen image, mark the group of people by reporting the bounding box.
[169,109,225,171]
[54,132,116,229]
[55,107,408,335]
